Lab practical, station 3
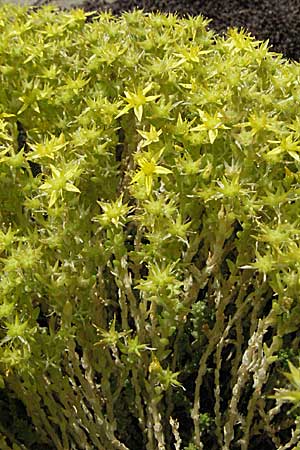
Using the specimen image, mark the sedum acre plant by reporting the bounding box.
[1,4,300,449]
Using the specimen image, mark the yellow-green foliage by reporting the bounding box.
[1,4,300,449]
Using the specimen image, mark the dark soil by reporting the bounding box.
[70,0,300,62]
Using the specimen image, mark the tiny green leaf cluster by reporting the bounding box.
[0,4,300,449]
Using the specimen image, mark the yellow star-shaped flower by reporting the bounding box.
[131,148,172,195]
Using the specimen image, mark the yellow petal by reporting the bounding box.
[145,175,153,195]
[65,183,80,193]
[155,166,172,175]
[49,191,58,208]
[134,105,143,122]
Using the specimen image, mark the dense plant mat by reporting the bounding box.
[1,5,300,449]
[71,0,300,62]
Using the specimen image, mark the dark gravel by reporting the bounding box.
[77,0,300,61]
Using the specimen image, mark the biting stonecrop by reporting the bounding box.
[131,147,172,196]
[0,4,300,450]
